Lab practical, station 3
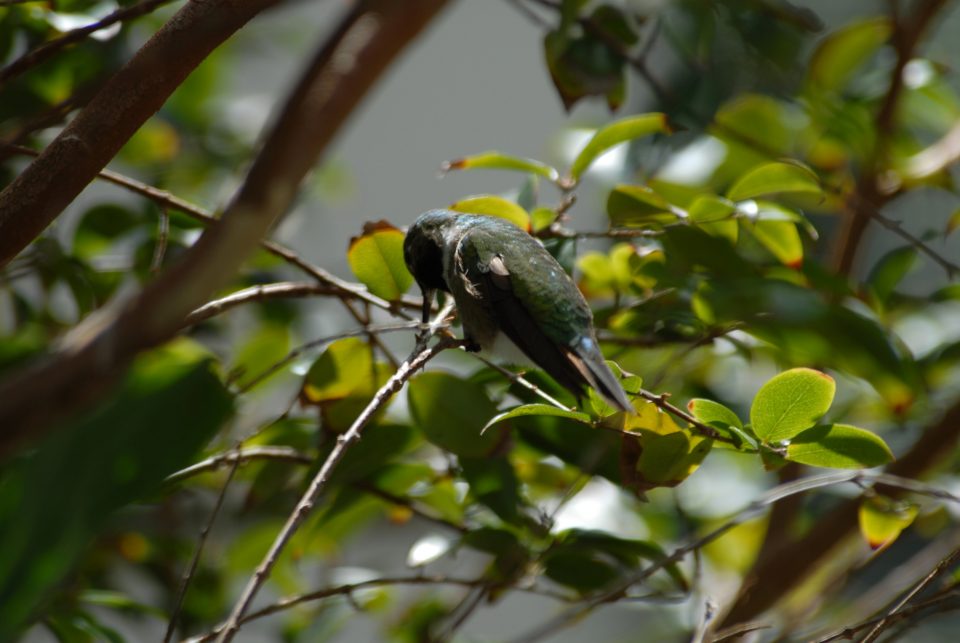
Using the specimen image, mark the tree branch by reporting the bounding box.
[0,0,283,267]
[0,0,450,458]
[832,0,951,277]
[0,0,181,87]
[215,332,456,642]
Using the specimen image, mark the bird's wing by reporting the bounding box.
[458,226,631,411]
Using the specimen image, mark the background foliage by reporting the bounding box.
[2,0,960,641]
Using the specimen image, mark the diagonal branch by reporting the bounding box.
[0,0,450,458]
[0,0,283,267]
[214,331,457,642]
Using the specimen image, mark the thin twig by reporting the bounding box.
[164,452,240,642]
[354,482,467,533]
[0,0,181,86]
[189,575,487,641]
[860,547,960,643]
[467,351,570,410]
[236,321,420,393]
[164,446,313,486]
[184,282,344,326]
[813,585,960,643]
[0,143,420,317]
[215,325,457,641]
[508,471,960,643]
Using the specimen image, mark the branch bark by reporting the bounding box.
[0,0,283,267]
[0,0,450,458]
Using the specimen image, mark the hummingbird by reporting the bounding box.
[403,209,632,412]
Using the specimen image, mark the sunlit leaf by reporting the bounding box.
[688,398,754,448]
[449,195,531,230]
[570,114,672,180]
[786,423,894,469]
[727,162,822,201]
[441,151,559,181]
[688,195,738,243]
[858,496,918,550]
[483,404,591,434]
[302,337,372,404]
[751,368,835,442]
[744,219,804,267]
[347,221,414,300]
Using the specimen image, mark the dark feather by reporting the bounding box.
[475,255,632,412]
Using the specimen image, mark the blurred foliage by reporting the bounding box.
[2,0,960,642]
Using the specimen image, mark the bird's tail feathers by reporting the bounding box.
[564,339,633,413]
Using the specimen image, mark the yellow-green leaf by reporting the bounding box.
[745,219,804,268]
[751,368,835,442]
[483,404,591,434]
[570,113,673,180]
[808,17,892,91]
[858,496,918,550]
[688,195,738,243]
[441,151,559,181]
[347,221,413,300]
[727,162,822,201]
[606,184,675,227]
[450,195,530,230]
[302,337,371,404]
[786,423,894,469]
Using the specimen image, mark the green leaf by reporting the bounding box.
[858,496,918,550]
[868,246,918,304]
[460,456,526,525]
[449,195,531,230]
[347,220,413,300]
[408,372,502,457]
[483,404,591,434]
[745,219,804,268]
[786,423,894,469]
[808,17,892,91]
[947,207,960,236]
[727,162,822,201]
[0,341,233,639]
[688,195,738,243]
[687,398,743,430]
[750,368,836,442]
[570,113,672,180]
[231,324,290,390]
[441,151,559,181]
[302,337,372,404]
[606,184,675,227]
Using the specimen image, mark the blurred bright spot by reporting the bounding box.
[406,533,452,567]
[558,129,628,181]
[551,478,648,538]
[46,3,121,41]
[903,58,935,89]
[656,136,727,185]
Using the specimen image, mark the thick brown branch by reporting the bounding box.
[0,0,282,266]
[0,0,449,458]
